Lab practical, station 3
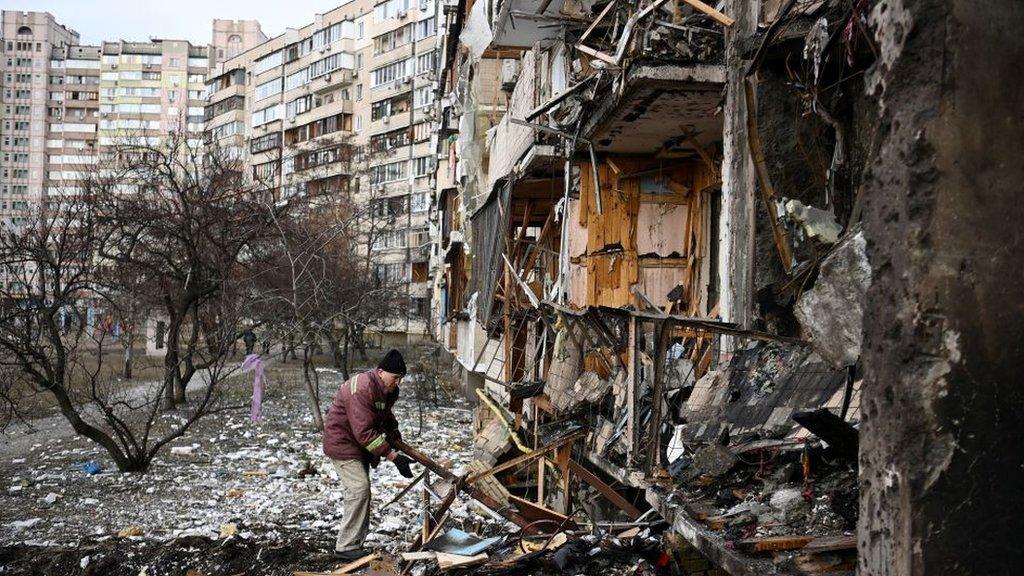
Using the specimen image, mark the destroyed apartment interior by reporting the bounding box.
[0,0,1021,574]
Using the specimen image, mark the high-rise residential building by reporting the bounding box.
[97,40,210,149]
[204,0,439,345]
[1,10,80,223]
[45,44,101,202]
[211,19,267,66]
[2,12,213,221]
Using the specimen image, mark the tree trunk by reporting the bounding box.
[163,312,184,410]
[123,340,133,380]
[302,345,325,430]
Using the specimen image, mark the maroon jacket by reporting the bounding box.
[323,370,401,466]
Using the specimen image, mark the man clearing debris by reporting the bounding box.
[323,349,417,561]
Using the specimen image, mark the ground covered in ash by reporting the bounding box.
[0,366,486,575]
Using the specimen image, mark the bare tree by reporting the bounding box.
[0,188,242,472]
[251,140,407,429]
[91,132,274,410]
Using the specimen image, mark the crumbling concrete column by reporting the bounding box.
[718,0,759,332]
[859,0,1024,574]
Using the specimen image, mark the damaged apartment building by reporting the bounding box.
[426,0,1024,573]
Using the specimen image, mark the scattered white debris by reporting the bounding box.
[8,518,43,530]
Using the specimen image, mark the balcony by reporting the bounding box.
[209,83,246,105]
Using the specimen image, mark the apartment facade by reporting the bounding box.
[205,0,440,345]
[97,40,210,150]
[0,10,80,224]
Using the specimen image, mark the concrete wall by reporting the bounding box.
[859,0,1024,573]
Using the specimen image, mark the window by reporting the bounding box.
[284,113,349,144]
[311,21,356,50]
[374,262,408,284]
[416,50,436,74]
[204,95,244,120]
[293,145,348,172]
[414,86,433,108]
[250,132,281,153]
[374,0,412,22]
[413,122,431,142]
[370,159,407,184]
[208,121,244,140]
[253,160,279,181]
[373,230,407,250]
[370,127,412,152]
[253,50,283,74]
[308,52,354,80]
[371,58,410,87]
[285,95,312,118]
[118,103,160,113]
[251,104,281,127]
[411,191,429,212]
[285,68,308,90]
[371,92,411,120]
[255,77,283,101]
[412,156,433,177]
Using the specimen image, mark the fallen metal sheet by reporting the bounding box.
[422,528,504,556]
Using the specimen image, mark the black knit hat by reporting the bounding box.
[377,349,407,376]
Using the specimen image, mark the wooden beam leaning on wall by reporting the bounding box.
[568,459,643,519]
[465,430,587,484]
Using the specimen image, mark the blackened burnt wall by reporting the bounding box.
[858,0,1024,574]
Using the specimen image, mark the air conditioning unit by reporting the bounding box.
[383,115,390,124]
[397,10,408,19]
[402,76,412,84]
[352,70,359,78]
[324,74,332,82]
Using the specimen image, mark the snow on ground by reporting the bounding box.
[0,367,477,557]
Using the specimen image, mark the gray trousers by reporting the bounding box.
[331,458,371,552]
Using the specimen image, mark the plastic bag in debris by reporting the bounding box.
[81,461,103,475]
[551,538,601,570]
[422,528,503,556]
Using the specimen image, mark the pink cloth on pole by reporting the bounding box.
[240,354,265,422]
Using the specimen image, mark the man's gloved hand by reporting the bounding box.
[392,454,414,478]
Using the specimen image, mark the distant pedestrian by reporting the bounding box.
[243,329,257,356]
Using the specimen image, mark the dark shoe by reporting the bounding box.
[334,549,369,562]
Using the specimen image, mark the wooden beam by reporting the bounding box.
[743,76,794,274]
[568,460,642,519]
[508,494,576,527]
[292,553,381,576]
[436,552,488,570]
[579,0,617,42]
[679,0,735,26]
[466,430,586,484]
[392,439,532,528]
[576,43,617,65]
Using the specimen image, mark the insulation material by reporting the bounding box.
[637,202,688,256]
[459,0,493,61]
[567,261,587,307]
[566,198,588,258]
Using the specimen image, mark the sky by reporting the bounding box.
[4,0,354,45]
